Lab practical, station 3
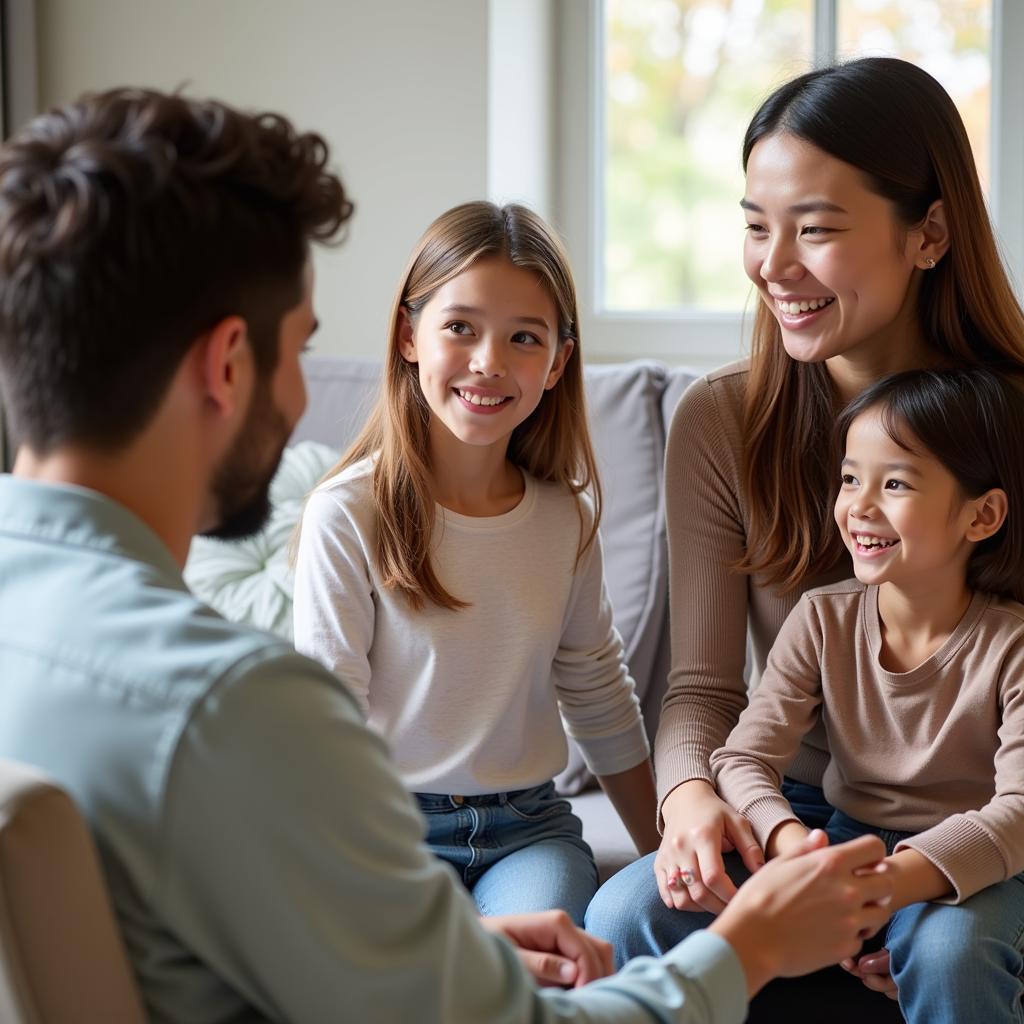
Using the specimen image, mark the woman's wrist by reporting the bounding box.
[661,778,717,828]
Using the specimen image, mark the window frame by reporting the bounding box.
[541,0,1024,368]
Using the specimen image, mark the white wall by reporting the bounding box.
[35,0,490,359]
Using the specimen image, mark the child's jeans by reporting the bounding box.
[823,800,1024,1024]
[414,780,598,925]
[586,780,1024,1023]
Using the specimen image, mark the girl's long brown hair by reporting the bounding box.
[319,201,600,610]
[738,57,1024,590]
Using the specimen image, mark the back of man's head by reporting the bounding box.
[0,88,352,455]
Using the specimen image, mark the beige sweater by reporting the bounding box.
[657,362,851,807]
[711,580,1024,903]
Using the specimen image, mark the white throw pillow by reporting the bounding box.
[184,441,340,639]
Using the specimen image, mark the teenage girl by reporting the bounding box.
[586,57,1024,1002]
[292,201,659,926]
[708,367,1024,1023]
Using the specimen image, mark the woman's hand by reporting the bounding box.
[654,779,765,913]
[840,948,899,1000]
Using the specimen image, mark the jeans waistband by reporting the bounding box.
[414,781,555,811]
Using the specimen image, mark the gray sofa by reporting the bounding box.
[185,354,700,881]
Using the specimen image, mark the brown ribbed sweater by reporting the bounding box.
[710,581,1024,903]
[656,362,851,808]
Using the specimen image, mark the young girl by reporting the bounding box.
[708,367,1024,1024]
[292,201,659,925]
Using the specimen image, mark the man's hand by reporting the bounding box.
[709,830,893,997]
[480,911,615,988]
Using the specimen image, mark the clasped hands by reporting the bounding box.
[656,780,898,999]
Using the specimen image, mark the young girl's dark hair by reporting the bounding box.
[835,368,1024,603]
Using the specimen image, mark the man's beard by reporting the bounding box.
[202,379,291,542]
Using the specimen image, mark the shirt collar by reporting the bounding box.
[0,474,184,585]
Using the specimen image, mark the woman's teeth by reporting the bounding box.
[777,297,835,315]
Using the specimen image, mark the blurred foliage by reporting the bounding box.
[605,0,992,313]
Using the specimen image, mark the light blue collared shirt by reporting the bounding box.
[0,475,746,1024]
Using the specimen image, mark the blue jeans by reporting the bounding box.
[415,780,597,925]
[585,781,1024,1024]
[824,806,1024,1024]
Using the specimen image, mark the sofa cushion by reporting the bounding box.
[290,356,381,451]
[555,362,670,794]
[661,365,701,437]
[637,364,702,735]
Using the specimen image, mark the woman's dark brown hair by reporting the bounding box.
[0,87,352,454]
[836,368,1024,603]
[737,58,1024,590]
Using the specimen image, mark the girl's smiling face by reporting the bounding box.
[742,133,929,376]
[399,256,572,455]
[834,407,977,593]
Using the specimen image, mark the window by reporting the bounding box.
[550,0,1022,366]
[604,0,815,314]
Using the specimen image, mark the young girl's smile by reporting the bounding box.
[834,408,977,595]
[400,256,572,452]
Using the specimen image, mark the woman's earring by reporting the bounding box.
[924,257,937,268]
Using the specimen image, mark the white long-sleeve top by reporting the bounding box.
[293,457,650,795]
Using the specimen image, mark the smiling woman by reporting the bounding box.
[739,132,945,393]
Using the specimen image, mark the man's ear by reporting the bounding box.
[966,488,1008,543]
[199,315,250,418]
[397,308,417,363]
[545,338,575,390]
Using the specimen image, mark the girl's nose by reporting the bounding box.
[468,338,506,378]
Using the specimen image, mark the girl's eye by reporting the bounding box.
[801,226,832,237]
[840,473,857,486]
[744,222,767,236]
[884,479,909,491]
[511,331,540,346]
[446,321,472,336]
